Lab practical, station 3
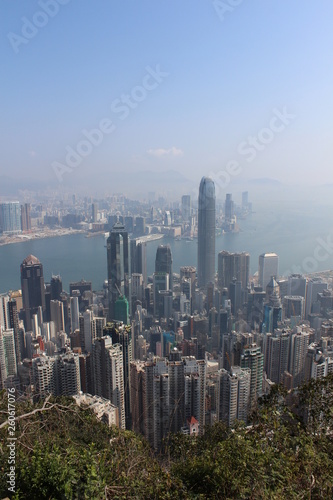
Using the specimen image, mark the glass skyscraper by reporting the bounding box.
[197,177,216,288]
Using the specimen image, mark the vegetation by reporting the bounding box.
[1,376,332,499]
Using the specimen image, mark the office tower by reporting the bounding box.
[197,177,216,288]
[283,296,305,321]
[242,191,249,210]
[217,366,251,426]
[70,280,92,299]
[114,296,129,325]
[288,274,307,297]
[70,296,80,333]
[258,253,279,290]
[305,278,327,318]
[240,344,263,405]
[289,329,310,387]
[264,277,282,333]
[265,331,291,384]
[56,352,81,396]
[0,201,21,233]
[131,273,144,302]
[180,266,196,296]
[92,336,125,429]
[153,273,169,317]
[155,245,173,291]
[92,202,98,223]
[181,195,191,222]
[50,275,63,301]
[229,279,242,317]
[135,216,146,236]
[130,239,147,285]
[50,300,65,335]
[218,251,250,290]
[104,322,132,430]
[224,193,234,222]
[164,211,172,226]
[21,255,46,332]
[107,222,130,321]
[20,203,31,231]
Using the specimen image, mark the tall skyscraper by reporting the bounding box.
[130,239,147,285]
[197,177,216,288]
[240,344,263,405]
[224,193,234,222]
[107,222,130,321]
[92,336,125,429]
[21,255,46,332]
[0,202,21,234]
[258,253,279,291]
[91,202,98,223]
[181,195,191,222]
[218,251,250,290]
[155,245,173,291]
[20,203,31,232]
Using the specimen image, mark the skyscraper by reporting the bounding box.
[107,222,130,321]
[258,253,279,291]
[197,177,216,288]
[218,251,250,290]
[20,203,31,232]
[155,245,173,291]
[21,255,46,332]
[0,202,21,234]
[181,195,191,222]
[224,193,234,222]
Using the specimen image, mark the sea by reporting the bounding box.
[1,198,333,294]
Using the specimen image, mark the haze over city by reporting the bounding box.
[1,1,333,197]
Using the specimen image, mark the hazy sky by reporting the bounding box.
[1,0,333,194]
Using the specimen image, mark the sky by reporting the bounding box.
[1,0,333,197]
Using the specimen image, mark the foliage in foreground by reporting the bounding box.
[0,375,332,499]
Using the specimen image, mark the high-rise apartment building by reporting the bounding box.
[198,177,216,288]
[217,366,251,426]
[92,336,125,429]
[240,344,263,405]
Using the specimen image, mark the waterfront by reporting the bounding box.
[1,200,333,294]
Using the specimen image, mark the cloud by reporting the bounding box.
[28,150,36,157]
[147,146,184,158]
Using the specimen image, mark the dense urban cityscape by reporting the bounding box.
[1,180,332,453]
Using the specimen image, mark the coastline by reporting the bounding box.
[0,228,86,247]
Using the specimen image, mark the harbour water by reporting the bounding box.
[1,200,333,294]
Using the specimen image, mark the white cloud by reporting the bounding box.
[147,146,184,158]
